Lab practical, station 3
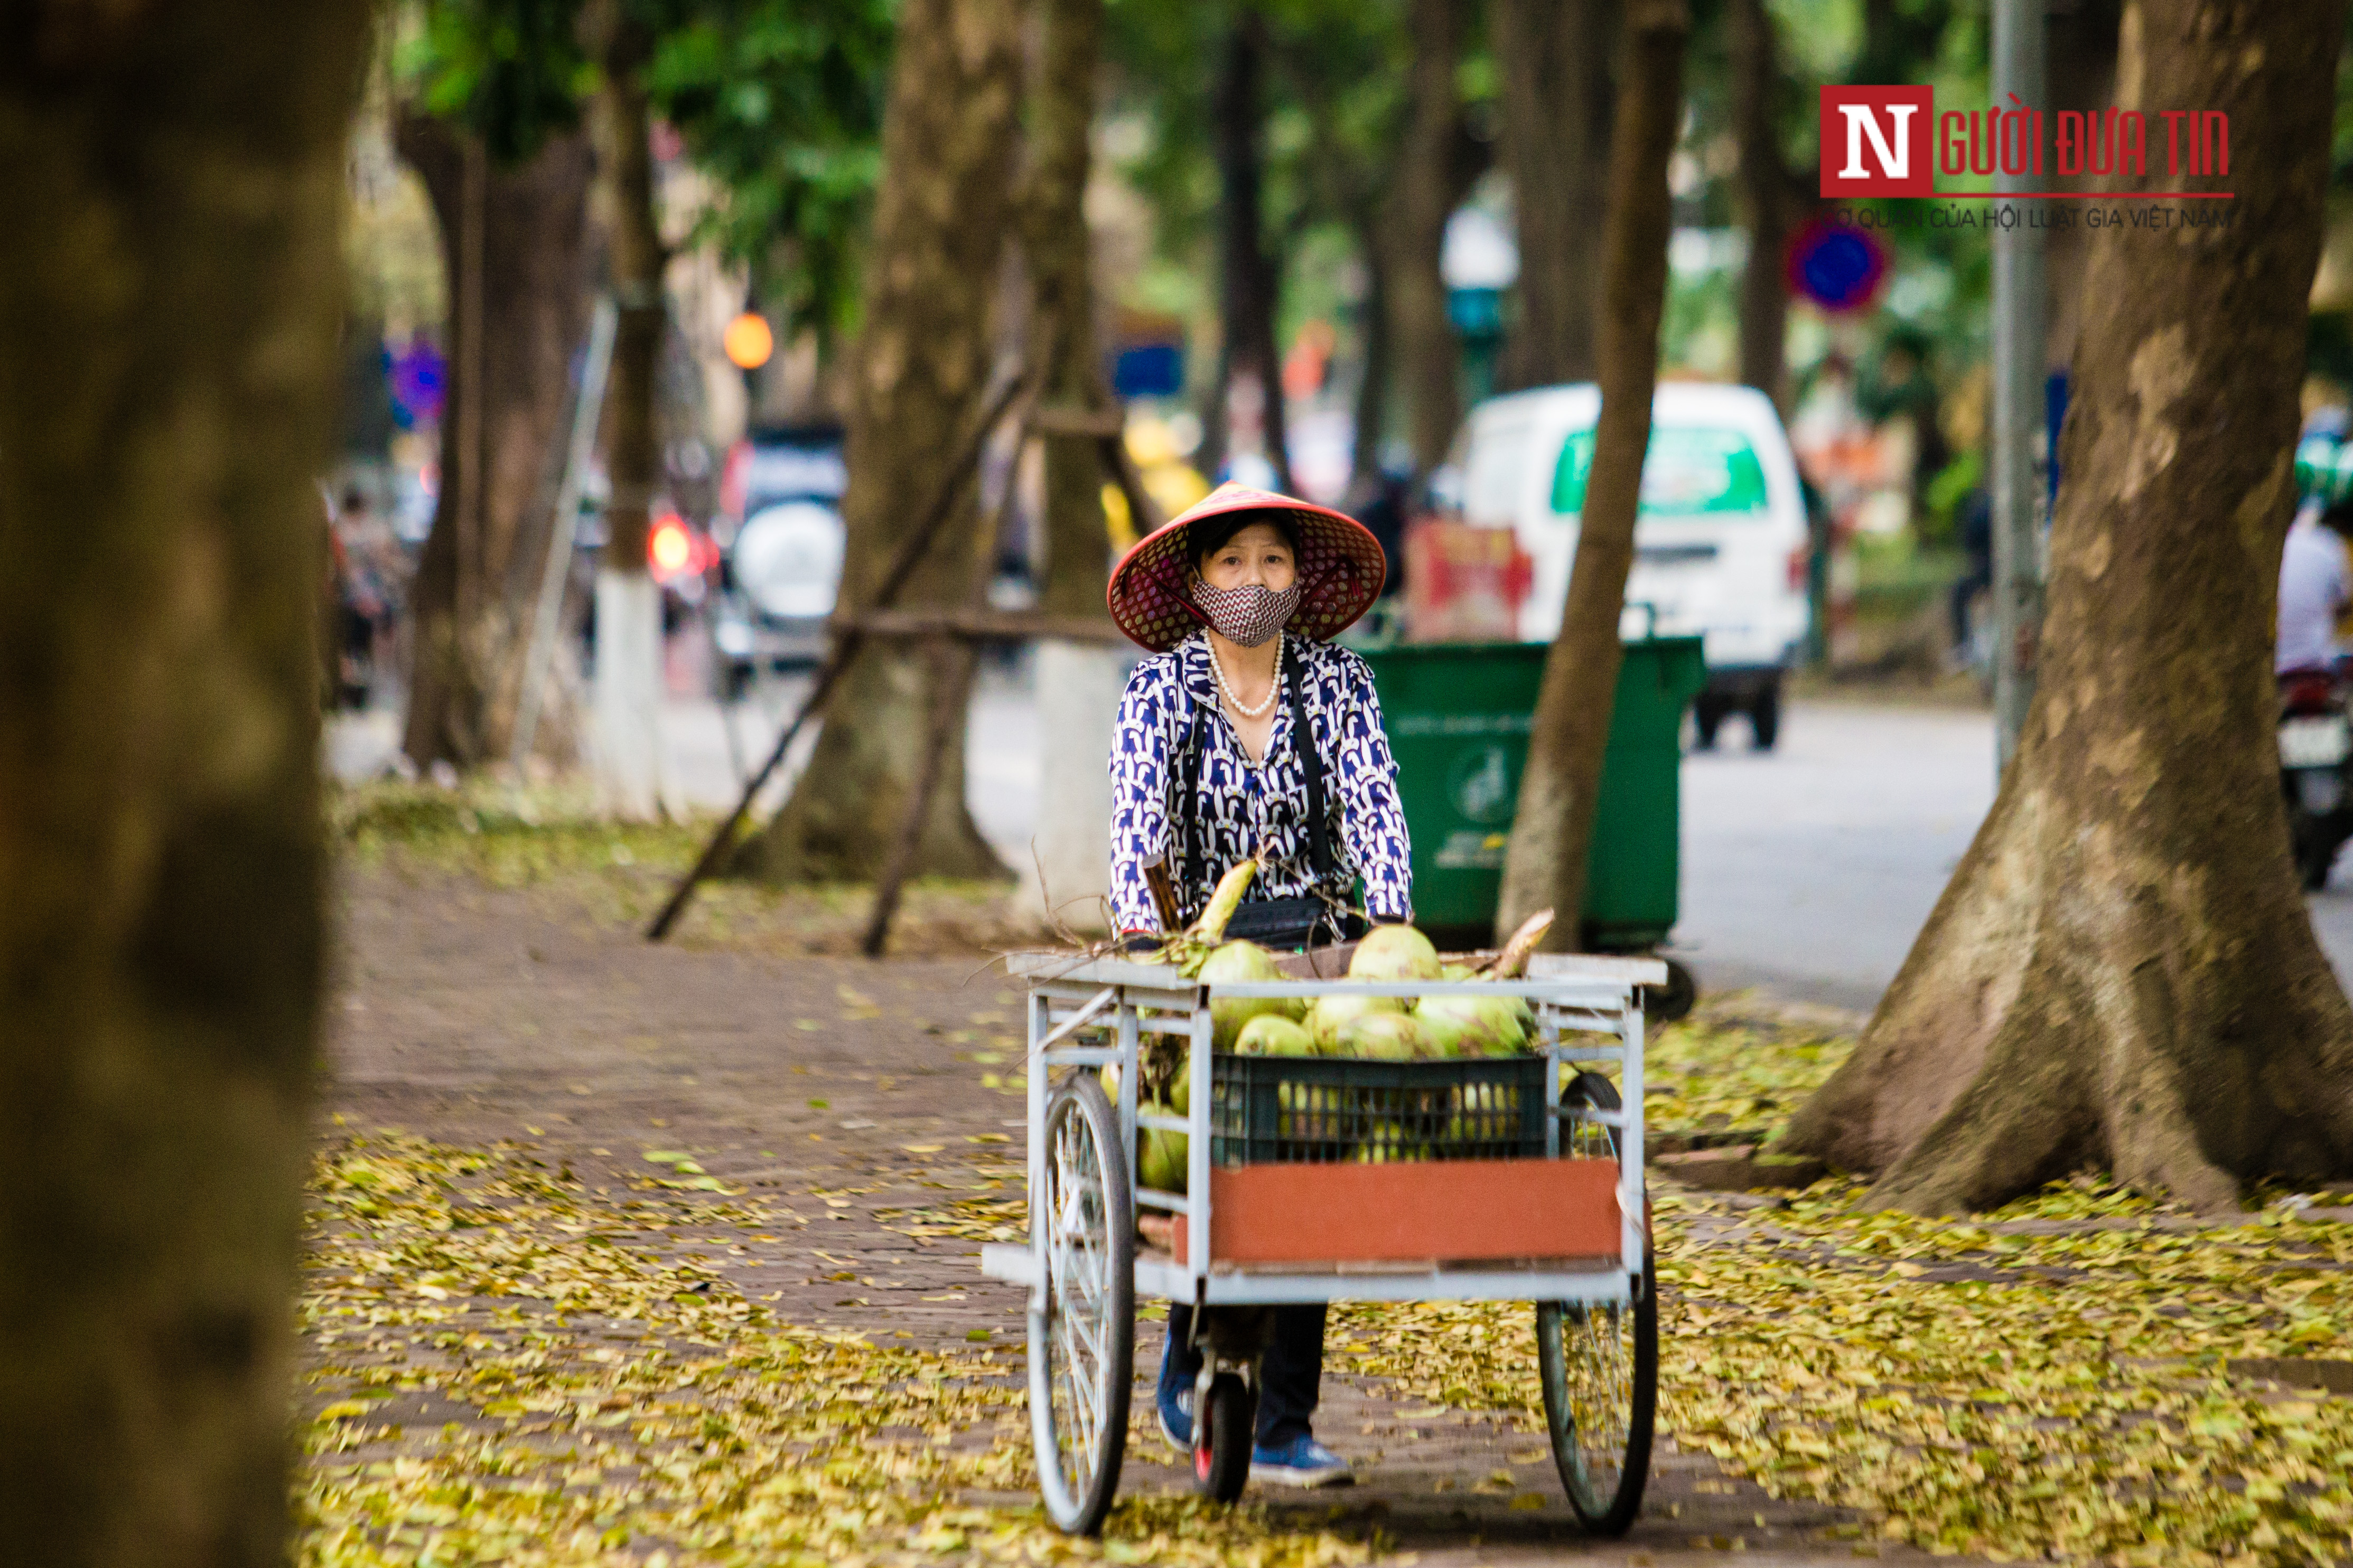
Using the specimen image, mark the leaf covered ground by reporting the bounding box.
[330,779,1024,955]
[301,1134,1377,1568]
[308,855,2353,1566]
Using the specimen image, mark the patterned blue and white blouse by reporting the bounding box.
[1108,632,1413,933]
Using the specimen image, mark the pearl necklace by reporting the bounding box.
[1208,633,1283,719]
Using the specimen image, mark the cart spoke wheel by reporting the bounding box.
[1542,1074,1657,1535]
[1537,1284,1656,1533]
[1028,1073,1133,1535]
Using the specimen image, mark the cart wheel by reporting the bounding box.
[1545,1071,1657,1532]
[1560,1070,1621,1160]
[1642,959,1697,1024]
[1027,1072,1133,1535]
[1537,1262,1658,1534]
[1193,1372,1255,1503]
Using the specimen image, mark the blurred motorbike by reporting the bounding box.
[2279,664,2353,889]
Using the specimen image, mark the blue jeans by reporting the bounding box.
[1158,1303,1327,1447]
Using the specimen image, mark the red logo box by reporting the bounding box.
[1819,86,1934,198]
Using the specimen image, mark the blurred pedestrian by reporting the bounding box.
[331,486,405,709]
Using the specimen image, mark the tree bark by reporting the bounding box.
[743,0,1022,885]
[1201,18,1292,492]
[1385,0,1473,472]
[2043,0,2124,374]
[1729,0,1791,410]
[396,116,593,771]
[0,3,367,1560]
[1015,0,1123,931]
[583,0,669,818]
[1494,0,1688,946]
[1492,0,1617,391]
[1780,0,2353,1215]
[1022,0,1110,623]
[1351,231,1394,484]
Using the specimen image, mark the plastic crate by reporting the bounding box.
[1208,1053,1548,1166]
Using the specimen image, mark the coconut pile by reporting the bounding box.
[1110,856,1556,1190]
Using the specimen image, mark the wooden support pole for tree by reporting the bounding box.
[1493,0,1691,950]
[861,413,1034,956]
[643,369,1031,941]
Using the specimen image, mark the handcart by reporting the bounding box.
[980,949,1661,1537]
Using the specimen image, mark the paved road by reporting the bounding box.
[330,657,2353,1014]
[1672,699,2353,1010]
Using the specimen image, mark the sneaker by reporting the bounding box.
[1157,1386,1193,1453]
[1249,1434,1353,1488]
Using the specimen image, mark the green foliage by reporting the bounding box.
[398,0,592,163]
[645,0,893,337]
[394,0,891,336]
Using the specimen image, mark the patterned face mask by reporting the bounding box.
[1190,578,1301,647]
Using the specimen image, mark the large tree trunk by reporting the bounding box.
[2043,0,2124,374]
[1780,0,2353,1215]
[1494,0,1687,946]
[583,0,669,818]
[1729,0,1791,409]
[1492,0,1617,391]
[1016,0,1124,931]
[395,117,593,771]
[0,3,366,1560]
[1201,19,1292,492]
[1023,0,1110,623]
[744,0,1021,885]
[1385,0,1473,472]
[1351,231,1394,484]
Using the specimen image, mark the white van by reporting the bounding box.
[1455,382,1811,748]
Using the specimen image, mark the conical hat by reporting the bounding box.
[1105,482,1387,653]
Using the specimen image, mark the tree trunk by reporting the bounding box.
[1015,0,1123,931]
[2043,0,2124,374]
[1494,0,1688,946]
[0,4,367,1560]
[1023,0,1110,623]
[396,116,594,771]
[1729,0,1791,410]
[1351,231,1394,484]
[1202,19,1292,493]
[1780,0,2353,1215]
[1492,0,1617,391]
[743,0,1021,885]
[1385,0,1471,473]
[584,0,670,818]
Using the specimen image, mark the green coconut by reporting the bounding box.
[1414,993,1532,1058]
[1333,1009,1431,1062]
[1236,1015,1316,1057]
[1137,1102,1189,1193]
[1348,924,1443,982]
[1201,939,1303,1050]
[1307,991,1405,1053]
[1169,1053,1191,1115]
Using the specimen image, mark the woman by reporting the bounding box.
[1104,481,1411,1489]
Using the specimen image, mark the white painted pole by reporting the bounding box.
[512,296,619,771]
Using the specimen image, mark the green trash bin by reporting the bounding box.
[1358,637,1706,954]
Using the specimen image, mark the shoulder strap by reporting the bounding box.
[1286,654,1333,880]
[1175,686,1206,907]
